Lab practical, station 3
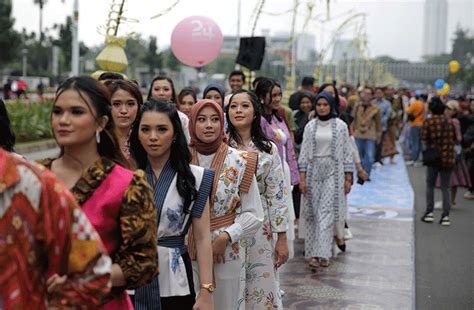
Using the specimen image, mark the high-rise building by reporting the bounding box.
[422,0,448,56]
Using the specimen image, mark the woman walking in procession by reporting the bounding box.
[188,99,264,310]
[255,78,299,259]
[39,76,158,309]
[148,76,190,142]
[298,92,353,269]
[105,79,143,166]
[226,90,290,309]
[131,100,214,310]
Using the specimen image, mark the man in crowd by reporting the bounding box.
[405,94,426,167]
[351,86,382,180]
[0,148,112,309]
[228,70,245,93]
[374,87,392,166]
[224,70,246,106]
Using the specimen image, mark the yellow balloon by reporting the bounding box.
[449,60,460,74]
[437,83,450,96]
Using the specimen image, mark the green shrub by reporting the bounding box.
[6,100,53,142]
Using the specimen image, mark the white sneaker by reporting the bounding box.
[463,191,474,200]
[413,161,423,167]
[405,160,414,166]
[434,201,442,209]
[344,228,353,240]
[280,289,285,296]
[373,162,382,168]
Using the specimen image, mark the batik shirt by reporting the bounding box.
[0,149,112,309]
[38,157,158,306]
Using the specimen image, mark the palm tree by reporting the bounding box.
[33,0,47,40]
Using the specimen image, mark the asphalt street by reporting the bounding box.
[409,166,473,309]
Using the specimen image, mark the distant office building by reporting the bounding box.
[331,39,361,63]
[296,33,317,62]
[222,31,316,63]
[422,0,448,56]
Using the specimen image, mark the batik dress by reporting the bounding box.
[260,114,299,259]
[190,144,264,310]
[230,140,289,310]
[298,118,353,259]
[134,161,214,309]
[38,157,159,309]
[0,150,111,309]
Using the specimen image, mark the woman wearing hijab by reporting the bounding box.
[203,84,225,108]
[298,92,353,269]
[188,99,264,310]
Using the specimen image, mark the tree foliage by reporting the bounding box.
[143,36,163,73]
[446,28,474,89]
[0,0,21,67]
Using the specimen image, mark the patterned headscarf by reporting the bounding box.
[189,99,226,155]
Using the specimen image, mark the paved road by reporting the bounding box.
[22,148,59,161]
[409,166,474,309]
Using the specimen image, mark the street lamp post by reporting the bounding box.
[22,48,28,77]
[71,0,79,76]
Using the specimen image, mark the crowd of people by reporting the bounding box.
[1,68,473,309]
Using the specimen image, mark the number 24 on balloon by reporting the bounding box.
[191,20,214,41]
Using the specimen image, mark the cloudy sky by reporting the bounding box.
[11,0,474,62]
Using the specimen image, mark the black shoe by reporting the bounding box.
[440,215,450,226]
[421,212,434,223]
[337,243,346,252]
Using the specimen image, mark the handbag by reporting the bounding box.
[422,119,447,167]
[422,148,440,166]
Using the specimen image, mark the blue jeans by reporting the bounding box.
[408,125,422,162]
[355,138,376,177]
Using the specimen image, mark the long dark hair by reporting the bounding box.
[254,78,283,122]
[147,76,177,103]
[225,90,272,154]
[177,87,197,105]
[130,99,197,213]
[53,76,126,167]
[105,79,144,108]
[317,82,340,115]
[0,99,16,152]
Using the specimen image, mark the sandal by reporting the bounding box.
[308,257,320,270]
[319,258,330,267]
[335,237,346,252]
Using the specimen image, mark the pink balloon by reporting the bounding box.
[171,16,223,67]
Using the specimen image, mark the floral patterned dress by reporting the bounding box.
[191,145,264,310]
[230,140,289,310]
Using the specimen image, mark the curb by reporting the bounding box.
[15,140,58,155]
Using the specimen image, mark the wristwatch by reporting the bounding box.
[200,283,215,293]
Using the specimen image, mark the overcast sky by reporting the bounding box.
[11,0,474,62]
